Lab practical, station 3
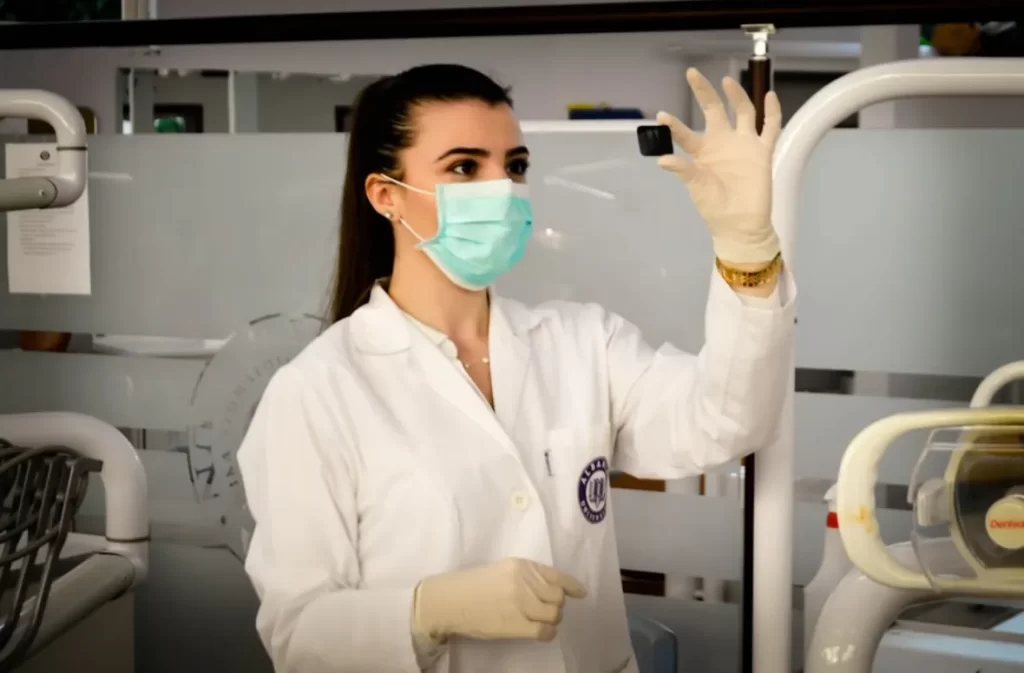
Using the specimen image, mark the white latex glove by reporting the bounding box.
[412,558,587,642]
[657,68,783,264]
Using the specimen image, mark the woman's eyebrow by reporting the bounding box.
[434,146,529,162]
[435,147,488,162]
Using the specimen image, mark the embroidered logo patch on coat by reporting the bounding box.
[578,457,609,524]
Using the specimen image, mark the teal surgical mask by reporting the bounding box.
[380,174,533,291]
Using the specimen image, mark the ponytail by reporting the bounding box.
[326,78,398,324]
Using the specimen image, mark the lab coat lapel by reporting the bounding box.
[350,285,513,451]
[409,334,504,443]
[350,286,537,453]
[489,296,531,435]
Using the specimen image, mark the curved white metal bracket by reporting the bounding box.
[971,360,1024,407]
[0,90,87,212]
[0,412,148,544]
[758,57,1024,673]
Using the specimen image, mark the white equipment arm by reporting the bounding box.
[762,57,1024,673]
[0,412,149,554]
[0,90,87,212]
[971,360,1024,407]
[805,542,941,673]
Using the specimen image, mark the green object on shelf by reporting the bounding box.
[154,116,185,133]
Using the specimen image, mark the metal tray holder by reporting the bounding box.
[0,439,100,672]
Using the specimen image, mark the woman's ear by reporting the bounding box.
[364,174,398,219]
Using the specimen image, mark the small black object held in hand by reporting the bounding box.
[636,125,673,157]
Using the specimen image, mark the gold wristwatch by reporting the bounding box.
[715,252,784,288]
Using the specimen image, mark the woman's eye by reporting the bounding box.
[451,160,477,177]
[507,159,530,177]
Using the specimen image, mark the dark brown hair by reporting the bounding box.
[326,64,513,324]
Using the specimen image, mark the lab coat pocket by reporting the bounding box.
[545,423,613,545]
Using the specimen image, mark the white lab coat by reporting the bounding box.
[238,268,796,673]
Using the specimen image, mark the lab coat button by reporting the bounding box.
[441,341,458,359]
[511,490,531,510]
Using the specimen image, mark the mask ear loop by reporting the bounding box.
[377,172,433,196]
[376,173,436,245]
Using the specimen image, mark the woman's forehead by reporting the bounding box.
[407,99,523,158]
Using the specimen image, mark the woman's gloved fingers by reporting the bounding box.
[533,623,559,642]
[760,91,783,148]
[505,604,559,640]
[721,76,756,133]
[656,110,702,155]
[687,67,729,132]
[516,577,564,628]
[656,154,701,184]
[521,591,564,625]
[524,565,567,605]
[532,563,587,599]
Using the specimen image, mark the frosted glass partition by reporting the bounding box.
[793,393,952,484]
[2,127,1024,673]
[2,129,1024,375]
[508,129,1024,378]
[795,129,1024,378]
[0,134,344,338]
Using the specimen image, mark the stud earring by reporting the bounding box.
[384,211,394,220]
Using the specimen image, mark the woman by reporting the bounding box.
[237,64,795,673]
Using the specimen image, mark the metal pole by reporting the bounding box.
[740,23,775,673]
[227,70,238,134]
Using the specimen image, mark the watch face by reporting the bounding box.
[187,312,324,557]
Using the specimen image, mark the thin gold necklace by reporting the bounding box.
[459,354,490,369]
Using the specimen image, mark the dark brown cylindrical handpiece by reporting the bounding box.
[747,57,773,134]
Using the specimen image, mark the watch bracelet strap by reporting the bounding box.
[715,252,784,288]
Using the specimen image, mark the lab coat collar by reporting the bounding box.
[349,283,540,356]
[351,282,537,441]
